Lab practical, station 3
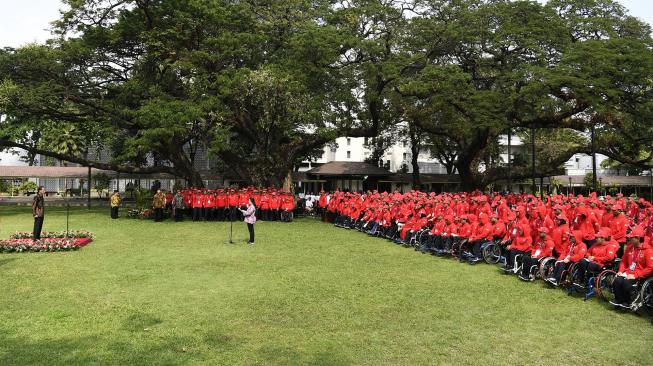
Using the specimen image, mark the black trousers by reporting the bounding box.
[33,216,44,240]
[576,259,603,283]
[521,254,540,277]
[247,223,255,243]
[470,240,487,258]
[552,261,571,281]
[506,249,527,269]
[193,207,201,221]
[174,208,184,221]
[111,206,119,219]
[613,276,638,305]
[154,208,164,222]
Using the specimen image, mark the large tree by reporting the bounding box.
[0,0,410,186]
[398,0,653,189]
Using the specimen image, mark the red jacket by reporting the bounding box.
[551,223,570,256]
[557,233,587,263]
[587,241,617,267]
[530,236,554,259]
[609,213,629,244]
[511,225,533,252]
[618,241,653,279]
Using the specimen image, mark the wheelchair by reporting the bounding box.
[450,238,467,260]
[500,253,524,275]
[596,273,653,313]
[520,256,557,281]
[482,241,506,265]
[413,230,431,253]
[569,259,621,301]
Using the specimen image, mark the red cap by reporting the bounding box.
[538,227,549,234]
[627,227,645,238]
[597,228,612,238]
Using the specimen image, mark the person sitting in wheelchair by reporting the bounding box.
[519,227,554,281]
[609,227,653,309]
[546,230,587,286]
[466,214,494,264]
[574,228,618,288]
[550,215,571,258]
[502,223,532,272]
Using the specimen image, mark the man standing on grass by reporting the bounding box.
[32,186,45,241]
[110,190,121,219]
[152,189,167,222]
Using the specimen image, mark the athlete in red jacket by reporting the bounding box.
[611,228,653,308]
[519,227,555,280]
[547,230,587,286]
[575,228,618,287]
[503,223,532,272]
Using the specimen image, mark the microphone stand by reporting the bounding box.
[229,206,234,244]
[64,195,70,238]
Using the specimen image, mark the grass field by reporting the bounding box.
[0,206,652,366]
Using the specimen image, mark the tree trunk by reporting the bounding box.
[409,122,421,189]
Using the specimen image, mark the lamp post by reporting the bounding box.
[568,176,573,195]
[599,177,603,196]
[591,124,597,192]
[531,126,536,195]
[507,122,512,193]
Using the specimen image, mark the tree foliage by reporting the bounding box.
[0,0,651,189]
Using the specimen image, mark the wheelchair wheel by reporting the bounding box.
[537,257,557,280]
[560,262,578,287]
[596,270,617,302]
[451,240,463,258]
[483,243,502,264]
[638,277,653,310]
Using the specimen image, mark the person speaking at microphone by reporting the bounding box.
[239,198,257,245]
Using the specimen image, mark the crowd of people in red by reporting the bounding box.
[163,187,297,222]
[319,189,653,314]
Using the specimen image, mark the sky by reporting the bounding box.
[0,0,651,164]
[0,0,651,48]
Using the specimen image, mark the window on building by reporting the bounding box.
[364,137,368,145]
[347,138,351,146]
[347,151,351,159]
[402,140,407,147]
[403,153,407,160]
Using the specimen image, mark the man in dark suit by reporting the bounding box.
[32,186,46,240]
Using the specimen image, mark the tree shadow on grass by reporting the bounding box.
[0,258,17,268]
[0,329,202,366]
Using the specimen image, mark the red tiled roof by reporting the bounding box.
[307,161,390,176]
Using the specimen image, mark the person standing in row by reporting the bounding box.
[32,186,46,241]
[110,190,121,219]
[239,197,257,245]
[173,190,185,222]
[153,189,167,222]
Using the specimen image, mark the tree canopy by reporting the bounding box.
[1,0,652,189]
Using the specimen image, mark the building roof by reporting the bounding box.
[379,173,460,184]
[0,166,178,179]
[307,161,390,177]
[0,166,111,178]
[551,175,653,187]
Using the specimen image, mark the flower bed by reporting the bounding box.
[127,209,153,219]
[9,230,95,240]
[0,237,93,253]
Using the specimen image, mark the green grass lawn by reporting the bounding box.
[0,206,652,366]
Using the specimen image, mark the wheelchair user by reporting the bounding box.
[502,223,532,272]
[546,230,587,286]
[519,226,554,281]
[609,227,653,309]
[574,228,618,287]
